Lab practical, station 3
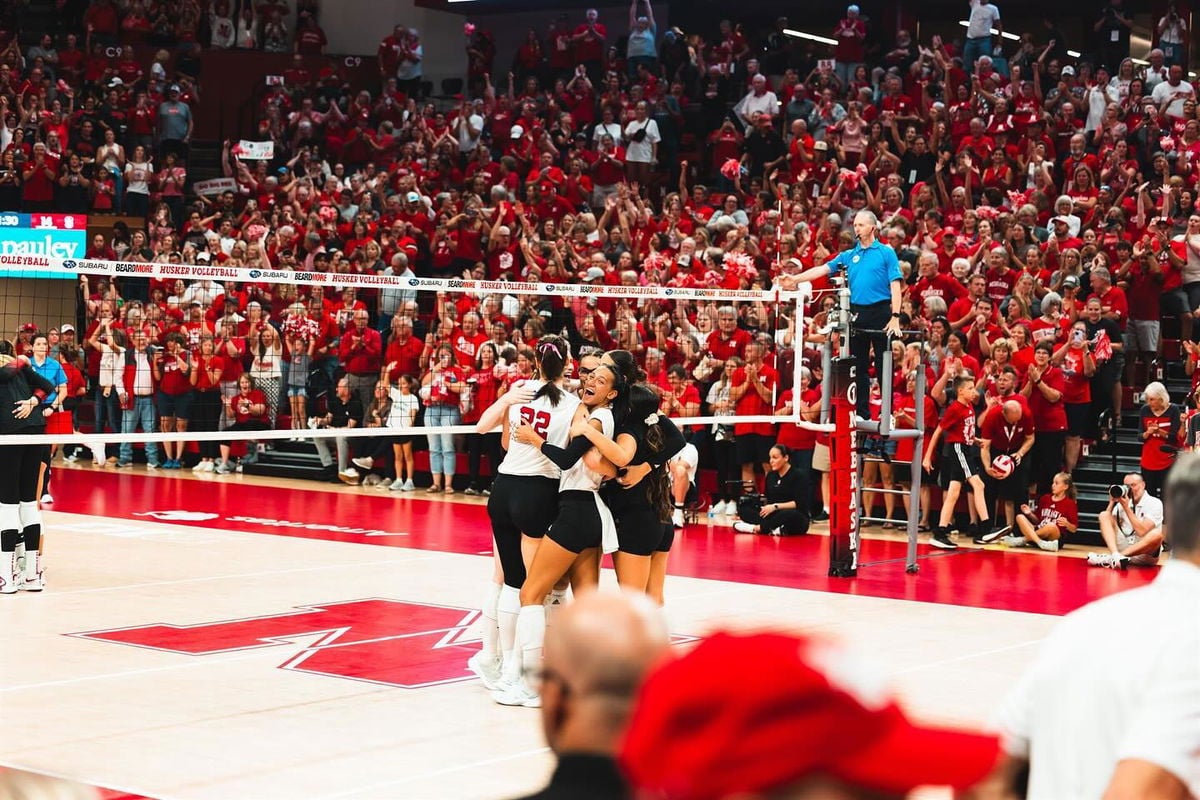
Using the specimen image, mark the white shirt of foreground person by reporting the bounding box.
[995,559,1200,799]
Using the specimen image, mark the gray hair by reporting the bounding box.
[1041,291,1062,310]
[853,209,880,229]
[924,295,948,317]
[1092,266,1112,284]
[1144,381,1171,404]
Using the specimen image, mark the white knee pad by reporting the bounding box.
[19,501,40,529]
[0,503,19,533]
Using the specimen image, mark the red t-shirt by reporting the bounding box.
[1036,494,1078,530]
[192,354,225,391]
[776,387,821,450]
[731,362,777,437]
[1141,405,1181,471]
[231,389,269,425]
[1059,348,1090,405]
[1027,366,1067,432]
[938,399,976,445]
[156,351,192,396]
[979,404,1034,452]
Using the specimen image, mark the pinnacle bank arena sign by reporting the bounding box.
[0,213,87,279]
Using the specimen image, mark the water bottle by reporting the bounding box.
[707,503,716,521]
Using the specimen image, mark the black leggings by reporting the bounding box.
[466,432,503,488]
[0,444,41,505]
[190,390,222,458]
[742,507,810,535]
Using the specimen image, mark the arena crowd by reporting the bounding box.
[0,0,1190,564]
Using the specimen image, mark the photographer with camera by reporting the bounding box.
[1093,0,1132,73]
[1157,2,1187,69]
[1091,472,1165,569]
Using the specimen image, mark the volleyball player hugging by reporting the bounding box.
[468,336,579,692]
[572,351,687,597]
[497,361,629,706]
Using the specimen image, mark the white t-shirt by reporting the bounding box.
[734,90,780,129]
[559,406,613,492]
[1152,79,1196,118]
[99,347,123,390]
[125,160,153,195]
[624,119,661,164]
[386,389,419,429]
[1174,233,1200,285]
[592,121,623,146]
[498,380,582,479]
[995,560,1200,800]
[966,0,1001,39]
[1113,491,1164,537]
[456,112,485,152]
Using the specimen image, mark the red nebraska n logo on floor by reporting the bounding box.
[70,599,481,689]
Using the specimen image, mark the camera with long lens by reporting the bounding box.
[1109,484,1129,499]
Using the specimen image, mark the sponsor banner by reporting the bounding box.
[193,177,240,196]
[17,254,789,302]
[234,139,274,160]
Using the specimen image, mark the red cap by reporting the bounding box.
[620,631,1000,799]
[19,322,37,333]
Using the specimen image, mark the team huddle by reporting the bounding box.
[465,337,686,707]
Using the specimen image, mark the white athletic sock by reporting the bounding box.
[515,604,546,683]
[497,585,521,679]
[480,582,502,661]
[544,588,567,629]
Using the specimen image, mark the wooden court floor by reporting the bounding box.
[0,465,1160,799]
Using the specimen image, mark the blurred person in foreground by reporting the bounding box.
[513,589,669,800]
[993,453,1200,800]
[619,630,1002,799]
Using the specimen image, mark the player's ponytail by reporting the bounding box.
[533,335,569,407]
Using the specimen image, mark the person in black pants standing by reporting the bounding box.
[0,342,56,594]
[793,209,904,417]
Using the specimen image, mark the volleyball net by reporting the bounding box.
[2,256,822,448]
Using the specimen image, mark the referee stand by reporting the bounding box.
[818,275,927,576]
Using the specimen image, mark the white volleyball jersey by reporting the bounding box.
[560,407,614,492]
[498,381,582,479]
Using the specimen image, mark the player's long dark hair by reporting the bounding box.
[606,349,646,386]
[629,383,672,524]
[594,363,631,428]
[533,335,570,406]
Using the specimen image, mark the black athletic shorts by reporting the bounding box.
[735,433,773,466]
[987,451,1031,502]
[656,523,674,553]
[487,474,559,539]
[547,491,604,554]
[1065,402,1091,437]
[615,504,668,556]
[941,442,983,485]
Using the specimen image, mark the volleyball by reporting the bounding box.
[991,454,1015,479]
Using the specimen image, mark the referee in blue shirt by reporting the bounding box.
[794,210,903,416]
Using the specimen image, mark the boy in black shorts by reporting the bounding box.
[922,375,991,549]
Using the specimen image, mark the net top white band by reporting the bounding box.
[10,253,812,303]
